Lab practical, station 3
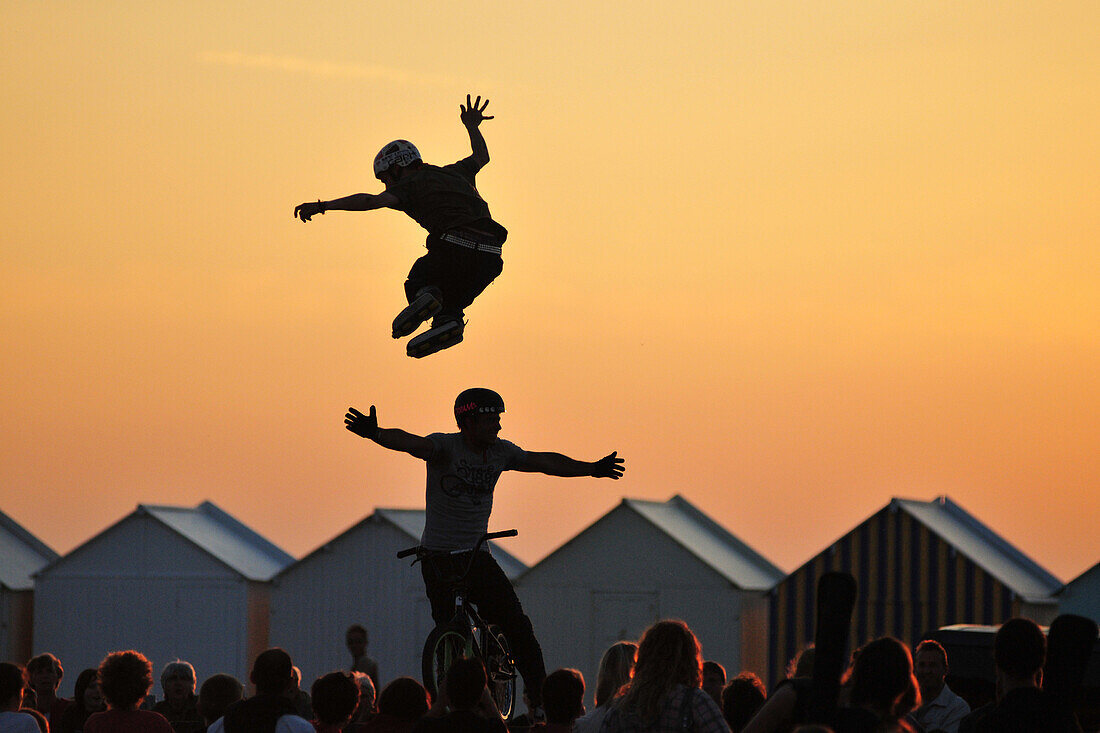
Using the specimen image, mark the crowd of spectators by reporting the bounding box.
[1,611,1094,733]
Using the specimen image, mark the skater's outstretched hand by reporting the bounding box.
[460,94,493,128]
[592,451,625,479]
[294,200,325,222]
[345,406,379,440]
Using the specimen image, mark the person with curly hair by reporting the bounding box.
[85,651,173,733]
[602,620,729,733]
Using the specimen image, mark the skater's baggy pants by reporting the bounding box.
[404,234,504,323]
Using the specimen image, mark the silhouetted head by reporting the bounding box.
[198,673,243,725]
[620,620,703,723]
[378,677,430,719]
[73,668,103,713]
[454,388,505,446]
[374,140,421,183]
[98,650,154,711]
[721,672,767,732]
[702,661,726,703]
[351,671,376,721]
[250,648,294,696]
[26,654,63,695]
[913,640,949,700]
[0,663,27,709]
[312,671,361,727]
[594,641,637,708]
[845,637,919,720]
[542,668,585,725]
[161,660,196,702]
[994,617,1046,683]
[444,657,487,711]
[346,624,369,658]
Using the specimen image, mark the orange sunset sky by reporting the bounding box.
[3,2,1097,583]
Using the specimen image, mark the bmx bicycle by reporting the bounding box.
[397,529,519,720]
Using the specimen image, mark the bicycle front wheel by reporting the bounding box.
[422,623,470,701]
[485,624,517,721]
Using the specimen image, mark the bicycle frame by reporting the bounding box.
[398,530,519,719]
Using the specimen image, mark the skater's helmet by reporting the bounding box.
[374,140,421,178]
[454,388,505,426]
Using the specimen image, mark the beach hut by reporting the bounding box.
[517,495,785,694]
[0,509,58,664]
[767,495,1063,685]
[1059,561,1100,624]
[32,501,293,696]
[269,508,526,689]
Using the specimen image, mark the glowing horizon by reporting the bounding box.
[2,1,1097,584]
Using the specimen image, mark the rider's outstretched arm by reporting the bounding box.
[294,191,400,222]
[459,94,493,170]
[345,406,433,461]
[513,450,624,479]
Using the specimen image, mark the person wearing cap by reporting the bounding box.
[344,388,624,712]
[294,94,506,358]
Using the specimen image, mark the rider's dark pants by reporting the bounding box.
[420,550,547,706]
[404,239,503,324]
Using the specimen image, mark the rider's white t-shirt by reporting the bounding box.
[421,433,526,551]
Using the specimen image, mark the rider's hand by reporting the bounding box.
[294,200,324,222]
[460,94,494,128]
[592,451,625,479]
[345,406,380,441]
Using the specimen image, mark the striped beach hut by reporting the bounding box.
[0,508,58,663]
[767,496,1062,685]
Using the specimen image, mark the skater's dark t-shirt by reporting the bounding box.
[385,159,504,237]
[421,432,526,552]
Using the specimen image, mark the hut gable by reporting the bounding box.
[518,495,782,690]
[628,495,785,590]
[894,497,1061,603]
[143,502,294,581]
[521,495,783,590]
[0,509,57,591]
[1059,561,1100,624]
[0,509,57,663]
[37,501,293,582]
[768,495,1064,686]
[32,501,294,695]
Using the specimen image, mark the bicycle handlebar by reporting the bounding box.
[396,529,518,560]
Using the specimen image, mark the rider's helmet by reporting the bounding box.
[373,140,421,179]
[454,388,505,427]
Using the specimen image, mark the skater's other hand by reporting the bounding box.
[460,94,493,127]
[294,200,324,222]
[592,451,625,479]
[345,406,379,440]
